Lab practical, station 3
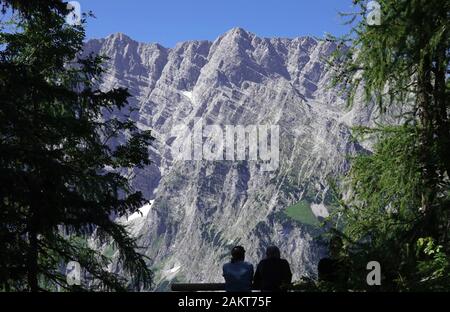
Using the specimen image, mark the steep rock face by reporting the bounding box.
[84,28,375,289]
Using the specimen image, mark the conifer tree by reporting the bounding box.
[328,0,449,290]
[0,0,154,291]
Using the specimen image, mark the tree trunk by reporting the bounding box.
[27,217,39,292]
[416,48,438,239]
[28,233,39,292]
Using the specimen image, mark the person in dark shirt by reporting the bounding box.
[317,236,349,289]
[222,246,254,292]
[253,246,292,292]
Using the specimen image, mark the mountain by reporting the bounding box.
[83,28,375,290]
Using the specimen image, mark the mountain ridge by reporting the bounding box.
[83,28,375,290]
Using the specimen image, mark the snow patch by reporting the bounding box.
[311,203,329,218]
[161,264,181,281]
[338,109,356,126]
[127,200,153,222]
[168,265,181,274]
[181,90,194,102]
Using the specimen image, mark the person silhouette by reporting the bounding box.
[222,246,254,292]
[317,236,349,289]
[253,246,292,292]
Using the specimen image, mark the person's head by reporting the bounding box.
[329,236,343,258]
[266,246,281,259]
[231,246,245,263]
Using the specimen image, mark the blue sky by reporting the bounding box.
[77,0,355,47]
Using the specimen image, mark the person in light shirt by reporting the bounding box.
[222,246,254,292]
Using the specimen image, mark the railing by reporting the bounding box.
[171,283,228,292]
[171,283,296,292]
